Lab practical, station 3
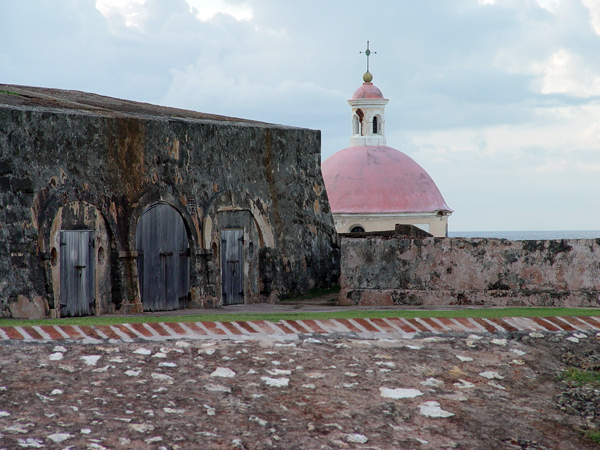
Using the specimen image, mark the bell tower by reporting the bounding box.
[348,41,389,147]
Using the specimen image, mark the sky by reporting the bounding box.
[1,0,599,232]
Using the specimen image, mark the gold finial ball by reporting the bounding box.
[363,71,373,83]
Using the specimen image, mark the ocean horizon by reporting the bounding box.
[448,230,600,240]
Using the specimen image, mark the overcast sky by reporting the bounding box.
[2,0,599,232]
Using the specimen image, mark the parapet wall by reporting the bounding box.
[340,236,600,307]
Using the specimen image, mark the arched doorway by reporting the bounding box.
[136,203,189,311]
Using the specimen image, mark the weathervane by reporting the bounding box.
[359,41,376,82]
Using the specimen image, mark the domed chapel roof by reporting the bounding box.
[322,145,452,214]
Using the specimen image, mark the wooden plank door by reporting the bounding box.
[60,230,94,317]
[221,229,244,305]
[136,203,189,311]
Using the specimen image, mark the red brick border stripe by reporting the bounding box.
[218,321,245,335]
[38,325,67,340]
[180,321,209,335]
[19,326,44,340]
[557,316,593,331]
[95,325,122,340]
[127,322,155,338]
[161,322,188,336]
[198,321,228,335]
[296,320,328,334]
[234,321,261,334]
[331,318,364,333]
[279,320,308,334]
[247,320,282,335]
[352,318,381,332]
[576,316,600,330]
[1,316,599,342]
[1,327,26,339]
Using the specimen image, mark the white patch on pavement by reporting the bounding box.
[421,378,445,388]
[418,401,455,418]
[130,423,155,433]
[380,387,423,399]
[150,373,174,383]
[204,384,231,393]
[479,371,504,379]
[488,381,506,390]
[158,362,177,368]
[17,438,44,448]
[454,379,475,389]
[47,433,74,443]
[344,433,368,443]
[261,377,289,387]
[210,367,236,378]
[133,348,152,355]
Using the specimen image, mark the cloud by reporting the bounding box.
[0,0,599,231]
[187,0,253,22]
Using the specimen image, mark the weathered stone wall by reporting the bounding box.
[0,85,339,317]
[340,236,600,307]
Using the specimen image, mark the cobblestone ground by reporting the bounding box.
[0,331,599,450]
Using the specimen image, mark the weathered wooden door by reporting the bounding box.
[60,230,94,317]
[221,229,244,305]
[136,203,189,311]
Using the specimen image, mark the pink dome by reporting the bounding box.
[322,146,452,214]
[351,82,385,100]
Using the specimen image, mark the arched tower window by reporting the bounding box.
[373,115,383,135]
[352,115,359,135]
[350,225,365,233]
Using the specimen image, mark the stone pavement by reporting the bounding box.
[1,314,600,343]
[2,306,600,449]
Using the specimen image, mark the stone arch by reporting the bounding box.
[129,188,201,309]
[202,190,274,250]
[203,190,275,305]
[135,202,190,311]
[34,187,119,316]
[48,200,111,316]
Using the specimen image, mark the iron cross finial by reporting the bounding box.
[360,41,377,74]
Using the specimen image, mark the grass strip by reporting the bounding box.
[1,307,599,328]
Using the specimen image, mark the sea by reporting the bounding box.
[448,230,600,240]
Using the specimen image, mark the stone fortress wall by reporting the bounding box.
[0,84,339,318]
[340,233,600,307]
